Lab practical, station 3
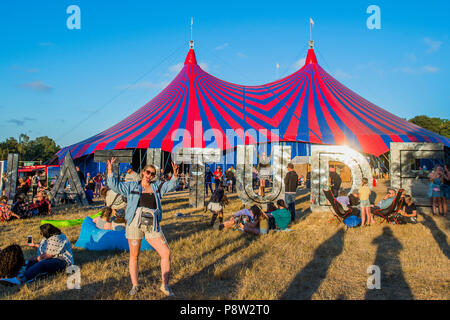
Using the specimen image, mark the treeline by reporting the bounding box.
[409,115,449,138]
[0,134,60,163]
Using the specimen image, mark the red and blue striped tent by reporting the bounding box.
[56,47,449,163]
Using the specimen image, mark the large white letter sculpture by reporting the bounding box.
[236,145,291,207]
[173,148,221,208]
[390,142,445,208]
[310,145,372,212]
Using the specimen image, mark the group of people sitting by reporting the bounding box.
[0,192,51,222]
[0,223,74,287]
[335,182,417,225]
[206,182,291,235]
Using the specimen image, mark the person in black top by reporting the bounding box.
[284,163,298,222]
[207,183,228,226]
[205,166,213,196]
[76,167,85,186]
[395,195,418,224]
[85,173,95,192]
[329,166,342,198]
[225,168,235,193]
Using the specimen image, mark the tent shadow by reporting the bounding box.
[280,228,345,299]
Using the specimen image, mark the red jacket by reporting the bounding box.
[213,170,222,180]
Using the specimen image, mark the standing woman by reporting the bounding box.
[428,166,443,216]
[106,158,179,297]
[359,178,373,226]
[441,165,449,217]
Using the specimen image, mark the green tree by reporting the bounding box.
[408,115,450,138]
[0,135,60,162]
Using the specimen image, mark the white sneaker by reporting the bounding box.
[128,285,140,296]
[160,284,174,297]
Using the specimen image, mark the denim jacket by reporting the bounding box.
[107,174,178,231]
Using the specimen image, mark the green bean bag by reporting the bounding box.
[41,211,102,228]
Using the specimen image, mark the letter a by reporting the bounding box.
[66,5,81,30]
[366,5,381,30]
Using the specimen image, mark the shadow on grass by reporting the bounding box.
[280,228,345,299]
[170,233,260,299]
[365,227,414,300]
[419,213,449,259]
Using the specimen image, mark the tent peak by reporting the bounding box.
[184,48,197,65]
[305,48,317,65]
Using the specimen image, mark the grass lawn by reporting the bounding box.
[1,181,449,300]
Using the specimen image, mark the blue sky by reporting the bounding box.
[0,0,449,148]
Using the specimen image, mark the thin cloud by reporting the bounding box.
[198,62,209,72]
[168,62,183,74]
[10,65,40,73]
[20,81,53,92]
[214,43,229,50]
[294,58,306,69]
[422,65,439,73]
[237,52,247,58]
[424,37,442,53]
[394,65,439,74]
[7,117,36,127]
[334,69,355,80]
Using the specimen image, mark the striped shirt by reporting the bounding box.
[38,233,74,266]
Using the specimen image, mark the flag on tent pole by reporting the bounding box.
[309,18,314,41]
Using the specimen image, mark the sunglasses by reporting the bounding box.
[145,170,156,176]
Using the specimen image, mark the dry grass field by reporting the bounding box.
[1,181,449,300]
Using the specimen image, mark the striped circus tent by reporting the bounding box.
[56,46,449,162]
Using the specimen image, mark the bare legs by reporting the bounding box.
[128,239,141,287]
[361,207,375,226]
[127,236,171,288]
[259,179,265,196]
[431,197,443,215]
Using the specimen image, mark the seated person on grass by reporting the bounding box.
[0,245,25,279]
[219,205,261,231]
[395,195,418,224]
[240,205,269,235]
[267,199,291,230]
[0,224,74,286]
[0,196,21,222]
[111,209,126,231]
[29,192,51,216]
[11,195,31,218]
[93,207,114,230]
